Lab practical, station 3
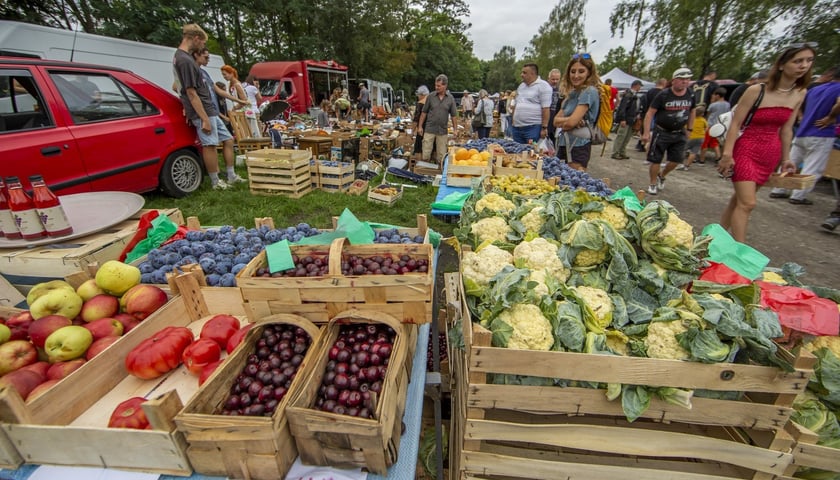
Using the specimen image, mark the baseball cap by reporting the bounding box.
[672,68,692,79]
[415,85,429,96]
[358,82,365,87]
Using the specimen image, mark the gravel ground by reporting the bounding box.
[585,139,839,289]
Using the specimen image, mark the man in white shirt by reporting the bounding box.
[511,63,552,145]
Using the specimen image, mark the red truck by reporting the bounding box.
[249,60,349,115]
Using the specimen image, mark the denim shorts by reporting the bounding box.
[191,116,234,146]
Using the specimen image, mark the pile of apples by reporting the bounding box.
[0,260,168,402]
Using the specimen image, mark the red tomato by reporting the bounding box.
[125,326,193,379]
[182,338,221,375]
[108,397,151,429]
[226,323,254,354]
[200,314,240,349]
[198,359,223,386]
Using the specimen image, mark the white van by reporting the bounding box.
[0,20,226,95]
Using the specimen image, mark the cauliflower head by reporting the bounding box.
[514,237,569,281]
[471,216,512,244]
[657,212,694,249]
[521,206,546,233]
[645,320,690,360]
[529,269,549,297]
[461,245,514,287]
[805,336,840,360]
[574,286,613,333]
[582,203,629,231]
[496,303,554,351]
[574,246,608,268]
[475,192,516,215]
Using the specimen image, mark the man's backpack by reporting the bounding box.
[590,84,614,145]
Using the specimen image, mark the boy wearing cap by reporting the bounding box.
[641,68,697,195]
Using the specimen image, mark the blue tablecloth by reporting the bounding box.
[0,323,431,480]
[431,153,470,218]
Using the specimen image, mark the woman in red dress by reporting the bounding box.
[718,43,816,242]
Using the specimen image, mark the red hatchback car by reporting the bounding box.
[1,57,203,197]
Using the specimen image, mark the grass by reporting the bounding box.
[141,165,457,235]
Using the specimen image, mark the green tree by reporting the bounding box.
[524,0,588,77]
[484,46,520,93]
[599,46,656,81]
[770,0,837,75]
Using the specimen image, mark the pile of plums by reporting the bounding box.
[219,324,313,417]
[255,254,331,277]
[313,323,397,418]
[340,254,429,276]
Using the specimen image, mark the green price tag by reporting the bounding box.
[266,239,295,273]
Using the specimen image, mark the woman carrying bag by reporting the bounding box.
[473,89,494,139]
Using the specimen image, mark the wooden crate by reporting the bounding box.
[447,150,492,188]
[765,173,817,190]
[246,151,313,198]
[175,313,323,480]
[347,179,369,196]
[493,155,544,179]
[298,136,333,158]
[368,184,404,206]
[317,161,355,193]
[236,238,433,324]
[787,421,840,477]
[0,273,247,475]
[0,208,183,295]
[286,310,410,475]
[823,148,840,180]
[443,272,816,480]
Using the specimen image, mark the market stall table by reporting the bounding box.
[0,323,431,480]
[431,153,471,222]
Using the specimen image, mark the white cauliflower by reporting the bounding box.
[657,212,694,249]
[645,320,690,360]
[582,203,629,231]
[475,192,515,215]
[513,237,569,281]
[471,216,512,244]
[520,206,546,233]
[495,303,554,351]
[528,269,549,296]
[461,245,513,287]
[574,246,608,268]
[574,286,614,333]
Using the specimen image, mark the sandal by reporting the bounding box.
[788,198,813,205]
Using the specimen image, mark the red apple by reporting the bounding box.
[20,360,50,378]
[5,311,34,327]
[47,358,87,380]
[113,313,142,334]
[0,339,38,375]
[121,284,168,320]
[80,294,120,323]
[8,324,31,341]
[0,369,45,400]
[26,378,60,402]
[28,314,72,348]
[83,317,124,341]
[85,336,121,360]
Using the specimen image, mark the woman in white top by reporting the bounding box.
[473,89,495,139]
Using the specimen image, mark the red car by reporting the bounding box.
[0,57,203,197]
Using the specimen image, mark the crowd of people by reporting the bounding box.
[170,23,838,238]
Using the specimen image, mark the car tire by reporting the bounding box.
[159,149,203,197]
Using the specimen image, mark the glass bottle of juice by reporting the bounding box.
[5,176,46,240]
[0,179,22,239]
[30,175,73,237]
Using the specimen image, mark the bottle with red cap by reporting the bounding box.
[29,175,73,237]
[0,178,22,239]
[5,176,46,240]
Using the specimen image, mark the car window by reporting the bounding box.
[0,72,53,133]
[49,72,159,124]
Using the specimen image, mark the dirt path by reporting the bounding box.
[585,141,839,289]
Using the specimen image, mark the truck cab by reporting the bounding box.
[249,60,348,115]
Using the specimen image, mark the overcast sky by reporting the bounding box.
[465,0,628,62]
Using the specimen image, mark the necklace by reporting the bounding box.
[778,84,796,92]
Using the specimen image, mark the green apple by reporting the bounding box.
[26,280,76,307]
[76,279,106,302]
[44,326,93,363]
[0,324,11,344]
[95,261,141,296]
[29,289,84,320]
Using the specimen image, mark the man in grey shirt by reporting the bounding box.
[418,74,459,165]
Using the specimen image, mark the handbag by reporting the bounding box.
[709,84,764,139]
[567,122,607,145]
[471,100,484,129]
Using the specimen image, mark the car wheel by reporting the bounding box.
[160,149,202,197]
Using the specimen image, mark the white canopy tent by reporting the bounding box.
[601,68,655,91]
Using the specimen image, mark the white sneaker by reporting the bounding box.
[647,185,658,195]
[227,173,247,184]
[676,164,688,171]
[657,175,665,190]
[213,179,230,190]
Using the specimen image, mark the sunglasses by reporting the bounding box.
[784,42,818,50]
[572,53,592,60]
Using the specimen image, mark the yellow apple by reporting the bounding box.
[26,280,76,308]
[95,261,141,296]
[29,289,84,320]
[76,279,106,302]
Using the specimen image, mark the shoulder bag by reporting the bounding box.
[709,84,764,139]
[471,100,484,129]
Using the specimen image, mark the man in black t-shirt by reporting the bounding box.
[641,68,697,195]
[692,70,719,109]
